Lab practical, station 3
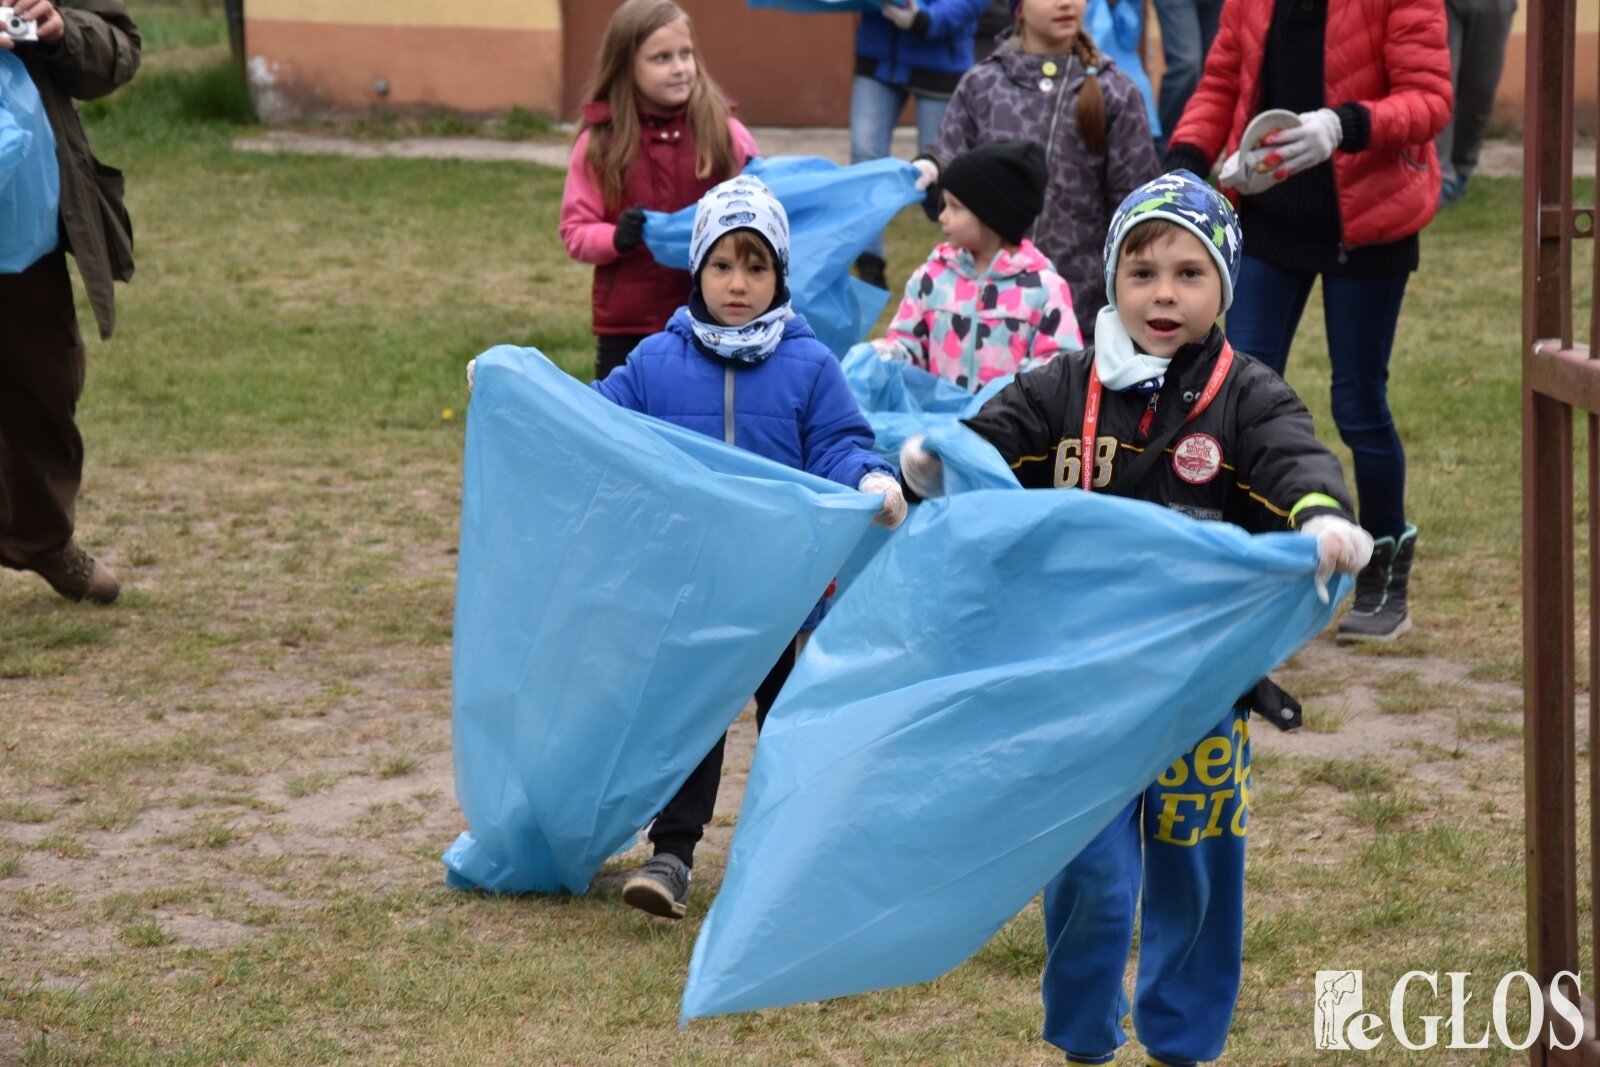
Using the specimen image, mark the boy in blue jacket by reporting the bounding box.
[594,174,905,918]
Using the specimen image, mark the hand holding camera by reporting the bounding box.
[0,1,64,50]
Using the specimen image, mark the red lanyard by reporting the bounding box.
[1079,341,1235,492]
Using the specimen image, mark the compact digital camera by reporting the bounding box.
[0,7,39,42]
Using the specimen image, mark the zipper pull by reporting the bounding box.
[1138,392,1159,438]
[1337,242,1349,265]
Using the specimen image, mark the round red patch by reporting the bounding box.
[1172,433,1223,485]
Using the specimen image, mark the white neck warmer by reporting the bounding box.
[1092,305,1171,393]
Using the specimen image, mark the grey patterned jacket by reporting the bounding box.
[931,42,1160,342]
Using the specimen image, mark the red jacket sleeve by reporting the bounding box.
[1165,0,1250,164]
[1347,0,1452,151]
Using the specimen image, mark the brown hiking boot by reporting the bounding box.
[2,541,120,604]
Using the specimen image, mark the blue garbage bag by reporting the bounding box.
[830,348,1015,593]
[680,430,1348,1020]
[0,52,60,275]
[838,342,1011,462]
[1088,0,1160,137]
[746,0,884,13]
[644,156,921,357]
[444,346,882,895]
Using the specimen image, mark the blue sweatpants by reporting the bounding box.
[1041,710,1250,1066]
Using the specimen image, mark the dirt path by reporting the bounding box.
[234,128,1585,180]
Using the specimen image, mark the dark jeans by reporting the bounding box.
[1152,0,1223,153]
[595,333,649,383]
[1225,256,1410,539]
[649,638,798,867]
[0,249,86,563]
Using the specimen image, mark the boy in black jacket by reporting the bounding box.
[899,171,1372,1066]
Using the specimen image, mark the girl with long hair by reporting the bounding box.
[559,0,759,380]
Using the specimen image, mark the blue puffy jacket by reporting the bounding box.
[855,0,990,95]
[594,307,890,490]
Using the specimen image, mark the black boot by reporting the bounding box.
[854,251,888,290]
[1337,525,1416,641]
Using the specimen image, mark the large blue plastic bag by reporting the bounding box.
[830,348,1014,592]
[445,345,882,895]
[0,52,60,274]
[644,156,920,356]
[681,449,1348,1020]
[746,0,882,13]
[838,342,1011,461]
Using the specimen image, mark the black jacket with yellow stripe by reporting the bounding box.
[961,326,1354,532]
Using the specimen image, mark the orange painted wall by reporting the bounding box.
[245,22,562,119]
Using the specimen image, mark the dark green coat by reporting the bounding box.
[18,0,140,339]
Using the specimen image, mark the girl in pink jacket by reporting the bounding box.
[559,0,759,381]
[873,139,1081,392]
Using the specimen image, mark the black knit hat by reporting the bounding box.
[939,139,1048,246]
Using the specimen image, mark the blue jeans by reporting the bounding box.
[1151,0,1222,152]
[1225,256,1410,539]
[849,74,949,260]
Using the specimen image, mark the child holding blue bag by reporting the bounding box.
[900,172,1371,1065]
[593,175,906,918]
[468,175,904,916]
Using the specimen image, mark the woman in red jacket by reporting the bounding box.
[1164,0,1450,642]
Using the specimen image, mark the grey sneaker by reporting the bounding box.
[622,854,690,919]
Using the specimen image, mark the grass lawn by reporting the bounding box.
[0,5,1595,1064]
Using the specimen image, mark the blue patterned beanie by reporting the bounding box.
[690,174,791,289]
[1102,170,1242,313]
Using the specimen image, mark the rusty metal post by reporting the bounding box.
[1523,0,1581,1061]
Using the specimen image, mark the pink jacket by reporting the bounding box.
[874,240,1081,392]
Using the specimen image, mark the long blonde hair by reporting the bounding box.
[578,0,739,213]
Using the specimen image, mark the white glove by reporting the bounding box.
[1301,514,1374,604]
[1262,108,1342,178]
[881,0,918,30]
[899,434,945,500]
[1217,150,1286,196]
[912,157,939,191]
[860,472,908,529]
[466,357,477,393]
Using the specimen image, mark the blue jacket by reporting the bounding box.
[594,308,890,632]
[855,0,989,94]
[594,307,890,491]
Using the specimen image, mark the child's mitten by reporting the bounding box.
[860,472,908,529]
[899,434,945,501]
[1301,513,1374,604]
[613,205,646,254]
